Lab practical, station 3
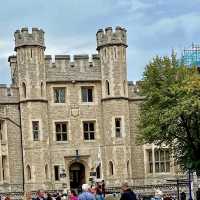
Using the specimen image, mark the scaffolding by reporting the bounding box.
[181,43,200,67]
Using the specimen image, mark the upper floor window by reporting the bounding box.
[41,82,44,97]
[22,82,26,98]
[106,80,110,95]
[0,120,4,140]
[81,87,93,102]
[54,88,65,103]
[32,121,39,141]
[115,118,122,138]
[148,149,170,173]
[83,121,95,140]
[55,122,67,141]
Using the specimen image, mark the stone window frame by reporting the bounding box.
[144,145,172,175]
[45,164,50,180]
[82,121,96,141]
[54,165,60,181]
[79,84,97,105]
[53,120,70,143]
[51,85,68,105]
[26,164,32,181]
[112,116,125,138]
[105,80,110,96]
[30,119,42,141]
[55,122,68,142]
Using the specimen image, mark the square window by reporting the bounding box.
[83,121,95,140]
[81,87,93,102]
[55,122,68,141]
[54,88,65,103]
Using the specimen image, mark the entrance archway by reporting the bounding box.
[69,162,85,189]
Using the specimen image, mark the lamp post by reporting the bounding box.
[187,162,193,200]
[75,149,80,161]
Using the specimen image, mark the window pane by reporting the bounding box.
[62,124,67,132]
[161,162,165,172]
[33,131,39,141]
[165,151,170,160]
[82,88,88,102]
[56,134,61,141]
[90,132,95,140]
[155,163,159,172]
[115,118,121,127]
[62,133,67,141]
[32,121,39,130]
[166,162,170,172]
[88,88,93,102]
[84,132,89,140]
[56,124,61,133]
[148,151,152,162]
[116,128,121,137]
[54,89,59,103]
[149,163,153,173]
[160,150,164,161]
[60,89,65,103]
[84,123,88,132]
[89,123,94,131]
[155,150,159,161]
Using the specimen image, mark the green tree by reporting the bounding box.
[139,55,200,172]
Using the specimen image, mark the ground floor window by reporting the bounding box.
[147,148,170,173]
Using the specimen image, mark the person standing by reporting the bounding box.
[78,184,96,200]
[35,190,45,200]
[69,190,78,200]
[120,182,137,200]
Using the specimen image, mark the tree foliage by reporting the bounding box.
[139,55,200,172]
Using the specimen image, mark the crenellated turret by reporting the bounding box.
[96,26,127,50]
[14,27,45,51]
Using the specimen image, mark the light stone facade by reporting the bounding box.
[0,27,182,193]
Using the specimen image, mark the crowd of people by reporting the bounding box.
[24,181,136,200]
[1,182,199,200]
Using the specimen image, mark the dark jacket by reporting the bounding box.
[120,189,137,200]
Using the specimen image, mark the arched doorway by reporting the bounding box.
[69,162,85,189]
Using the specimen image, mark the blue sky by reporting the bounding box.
[0,0,200,84]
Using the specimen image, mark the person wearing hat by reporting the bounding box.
[120,182,137,200]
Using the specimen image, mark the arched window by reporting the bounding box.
[123,80,126,95]
[41,82,44,97]
[26,165,31,181]
[127,160,130,177]
[106,80,110,95]
[96,164,101,179]
[45,164,49,180]
[109,161,114,176]
[22,82,26,98]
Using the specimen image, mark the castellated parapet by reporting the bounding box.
[14,27,45,50]
[96,26,127,50]
[0,85,19,103]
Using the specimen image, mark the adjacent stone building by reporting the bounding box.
[0,27,182,193]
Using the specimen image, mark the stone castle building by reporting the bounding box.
[0,27,182,193]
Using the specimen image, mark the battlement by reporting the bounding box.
[0,85,19,103]
[45,54,101,82]
[14,27,45,51]
[96,26,127,50]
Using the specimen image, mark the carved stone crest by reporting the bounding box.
[70,104,79,117]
